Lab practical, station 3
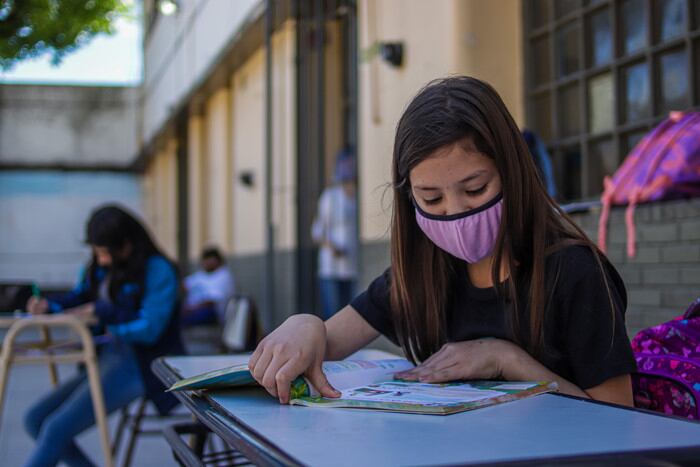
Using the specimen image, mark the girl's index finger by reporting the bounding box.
[248,345,263,370]
[394,372,419,381]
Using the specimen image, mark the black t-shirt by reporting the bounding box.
[350,245,637,390]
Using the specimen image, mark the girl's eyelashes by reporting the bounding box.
[424,197,442,205]
[466,184,487,196]
[419,183,489,205]
[422,183,489,206]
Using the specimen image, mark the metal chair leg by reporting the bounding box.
[0,341,12,425]
[121,397,147,467]
[112,404,130,457]
[85,353,113,467]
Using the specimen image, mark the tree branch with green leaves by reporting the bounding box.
[0,0,130,70]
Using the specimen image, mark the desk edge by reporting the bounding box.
[151,357,304,467]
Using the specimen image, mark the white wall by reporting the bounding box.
[0,171,142,288]
[0,85,139,166]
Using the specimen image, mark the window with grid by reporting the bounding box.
[525,0,700,202]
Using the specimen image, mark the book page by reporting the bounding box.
[339,381,506,405]
[313,359,414,394]
[292,380,558,415]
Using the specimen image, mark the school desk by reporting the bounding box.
[153,354,700,467]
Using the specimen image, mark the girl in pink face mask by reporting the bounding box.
[249,76,636,408]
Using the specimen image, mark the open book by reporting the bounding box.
[169,358,558,415]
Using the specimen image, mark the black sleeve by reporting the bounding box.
[349,268,398,344]
[557,247,638,389]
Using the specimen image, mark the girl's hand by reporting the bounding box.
[26,296,49,315]
[248,314,341,404]
[395,338,518,383]
[64,302,95,318]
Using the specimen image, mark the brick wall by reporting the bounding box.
[571,197,700,337]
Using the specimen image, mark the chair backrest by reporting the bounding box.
[221,295,261,353]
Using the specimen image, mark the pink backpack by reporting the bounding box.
[632,299,700,419]
[598,112,700,257]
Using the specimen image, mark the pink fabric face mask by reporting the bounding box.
[414,193,503,263]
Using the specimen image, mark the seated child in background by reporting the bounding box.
[182,247,235,326]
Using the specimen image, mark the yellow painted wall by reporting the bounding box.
[231,21,297,255]
[204,87,232,252]
[323,20,346,182]
[161,138,178,258]
[142,139,178,259]
[187,113,205,260]
[271,21,297,251]
[453,0,524,125]
[231,48,265,255]
[357,0,524,242]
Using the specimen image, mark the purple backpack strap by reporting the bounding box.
[683,298,700,319]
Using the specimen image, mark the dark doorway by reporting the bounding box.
[295,0,358,316]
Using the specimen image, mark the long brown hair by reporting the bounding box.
[390,76,613,363]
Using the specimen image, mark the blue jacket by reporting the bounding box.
[49,255,184,414]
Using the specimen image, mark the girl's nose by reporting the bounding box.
[444,196,470,216]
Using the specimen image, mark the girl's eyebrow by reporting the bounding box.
[413,170,487,191]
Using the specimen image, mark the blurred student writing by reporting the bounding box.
[24,205,183,467]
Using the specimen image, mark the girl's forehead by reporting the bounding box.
[409,143,495,186]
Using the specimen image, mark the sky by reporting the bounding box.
[0,7,143,86]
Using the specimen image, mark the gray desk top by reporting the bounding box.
[161,355,700,467]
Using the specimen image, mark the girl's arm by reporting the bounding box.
[325,306,381,360]
[106,257,177,345]
[502,341,632,405]
[44,267,93,312]
[584,374,633,406]
[397,338,633,406]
